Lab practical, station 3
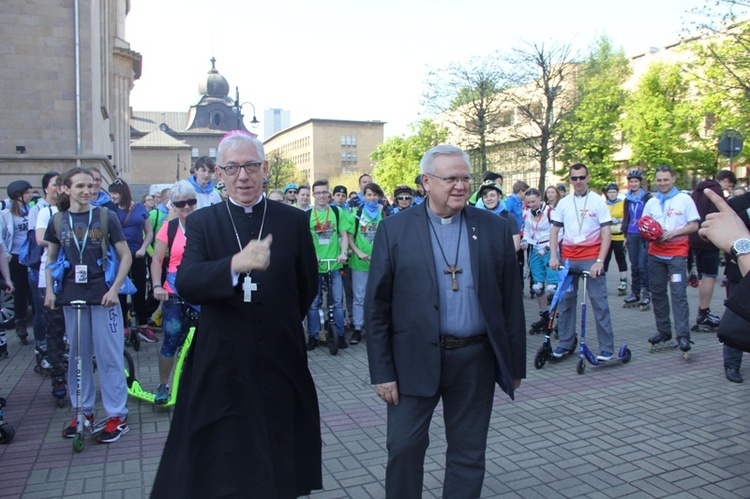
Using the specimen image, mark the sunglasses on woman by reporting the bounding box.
[173,199,198,208]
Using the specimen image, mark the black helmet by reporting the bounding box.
[626,169,643,180]
[605,183,619,192]
[7,180,32,201]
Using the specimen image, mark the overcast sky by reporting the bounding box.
[126,0,709,140]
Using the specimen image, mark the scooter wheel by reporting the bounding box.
[0,422,15,444]
[621,348,632,364]
[56,397,66,408]
[327,329,339,356]
[72,433,84,453]
[132,333,141,352]
[534,351,547,369]
[576,358,585,375]
[123,350,136,388]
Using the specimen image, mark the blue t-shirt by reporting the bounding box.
[115,203,149,253]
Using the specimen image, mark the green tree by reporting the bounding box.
[422,56,506,173]
[266,150,305,190]
[622,62,714,181]
[558,37,631,190]
[684,3,750,168]
[370,119,448,195]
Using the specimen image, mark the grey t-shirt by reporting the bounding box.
[44,207,125,304]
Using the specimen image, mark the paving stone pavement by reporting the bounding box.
[1,273,748,498]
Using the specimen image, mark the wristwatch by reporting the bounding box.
[731,237,750,261]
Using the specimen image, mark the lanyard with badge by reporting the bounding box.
[313,208,331,245]
[69,209,93,284]
[571,192,589,244]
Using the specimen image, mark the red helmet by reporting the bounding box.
[637,215,663,242]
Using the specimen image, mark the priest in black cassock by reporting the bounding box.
[151,132,321,498]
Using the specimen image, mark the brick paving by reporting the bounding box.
[1,274,748,498]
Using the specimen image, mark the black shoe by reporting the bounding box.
[339,335,348,349]
[350,330,362,345]
[725,368,743,383]
[306,337,318,351]
[678,336,692,352]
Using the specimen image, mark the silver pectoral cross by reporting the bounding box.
[243,274,258,302]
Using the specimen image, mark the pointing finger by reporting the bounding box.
[704,189,730,213]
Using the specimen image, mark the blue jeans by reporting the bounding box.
[307,270,345,339]
[28,268,46,346]
[626,233,649,295]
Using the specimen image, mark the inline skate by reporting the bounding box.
[617,278,628,296]
[691,308,720,333]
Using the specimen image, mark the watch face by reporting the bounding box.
[735,238,750,254]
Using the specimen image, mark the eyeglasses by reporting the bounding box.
[570,175,588,182]
[425,173,474,185]
[217,162,263,176]
[655,165,673,172]
[397,196,412,201]
[173,198,198,208]
[313,191,329,196]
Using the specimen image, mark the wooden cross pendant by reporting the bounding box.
[243,274,258,303]
[444,265,462,291]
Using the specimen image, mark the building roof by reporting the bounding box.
[263,118,386,143]
[131,129,190,149]
[131,111,188,135]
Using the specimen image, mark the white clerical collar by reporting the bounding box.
[426,203,461,225]
[229,195,265,213]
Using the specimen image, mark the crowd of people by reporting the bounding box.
[1,132,748,497]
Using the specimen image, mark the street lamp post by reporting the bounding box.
[234,86,259,131]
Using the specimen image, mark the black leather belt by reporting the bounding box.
[440,334,487,349]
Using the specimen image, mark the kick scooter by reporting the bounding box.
[125,302,198,406]
[320,259,340,356]
[575,271,632,374]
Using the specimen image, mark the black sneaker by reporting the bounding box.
[350,330,362,345]
[62,413,94,438]
[339,335,348,349]
[306,336,318,351]
[97,416,129,443]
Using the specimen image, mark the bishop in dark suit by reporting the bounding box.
[152,132,321,498]
[365,144,526,498]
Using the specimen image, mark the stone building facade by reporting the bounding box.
[0,0,140,191]
[264,119,385,182]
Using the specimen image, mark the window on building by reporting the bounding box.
[351,135,357,146]
[192,148,200,158]
[209,148,217,158]
[214,113,222,126]
[341,135,347,146]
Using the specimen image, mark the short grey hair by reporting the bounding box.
[217,132,266,165]
[170,180,197,204]
[419,144,470,174]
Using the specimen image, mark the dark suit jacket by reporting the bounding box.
[365,202,526,400]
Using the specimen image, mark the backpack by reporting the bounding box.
[19,207,52,269]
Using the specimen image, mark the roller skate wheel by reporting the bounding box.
[648,344,653,353]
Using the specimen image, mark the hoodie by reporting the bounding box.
[689,179,724,251]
